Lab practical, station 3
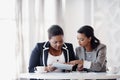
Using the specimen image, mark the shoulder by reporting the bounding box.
[95,43,106,52]
[64,42,73,46]
[76,46,83,50]
[96,43,106,50]
[36,42,46,46]
[34,42,48,49]
[63,42,74,49]
[75,46,84,52]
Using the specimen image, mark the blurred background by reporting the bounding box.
[0,0,120,79]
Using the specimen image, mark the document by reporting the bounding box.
[52,63,73,70]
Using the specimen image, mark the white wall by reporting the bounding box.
[93,0,120,67]
[63,0,120,67]
[64,0,85,48]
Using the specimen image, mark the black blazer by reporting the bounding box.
[29,41,76,72]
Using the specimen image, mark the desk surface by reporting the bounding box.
[20,72,120,79]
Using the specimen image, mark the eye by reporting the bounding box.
[51,41,57,44]
[59,40,63,44]
[80,38,84,41]
[77,38,84,41]
[54,41,57,44]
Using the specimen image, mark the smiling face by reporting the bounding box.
[77,33,91,47]
[49,35,64,50]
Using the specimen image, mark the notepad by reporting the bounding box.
[52,63,73,70]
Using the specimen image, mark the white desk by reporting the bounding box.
[20,72,120,79]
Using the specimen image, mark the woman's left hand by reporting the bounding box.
[77,63,83,71]
[69,60,83,65]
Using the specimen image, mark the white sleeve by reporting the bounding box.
[83,60,91,69]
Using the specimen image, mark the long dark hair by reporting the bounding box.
[77,25,100,49]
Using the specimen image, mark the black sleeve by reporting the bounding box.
[28,43,41,73]
[67,43,76,61]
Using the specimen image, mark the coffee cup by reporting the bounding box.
[107,66,119,74]
[35,66,46,73]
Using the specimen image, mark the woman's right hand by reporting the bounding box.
[45,65,56,72]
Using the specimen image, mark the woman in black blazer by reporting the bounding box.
[29,25,75,73]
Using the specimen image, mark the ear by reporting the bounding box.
[89,37,92,42]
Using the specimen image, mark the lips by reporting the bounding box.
[79,44,82,46]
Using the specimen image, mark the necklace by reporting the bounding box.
[57,59,59,62]
[56,55,61,62]
[49,48,62,56]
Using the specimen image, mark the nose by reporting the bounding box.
[78,40,81,43]
[78,40,82,45]
[57,42,62,47]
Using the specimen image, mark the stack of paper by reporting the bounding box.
[52,63,73,70]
